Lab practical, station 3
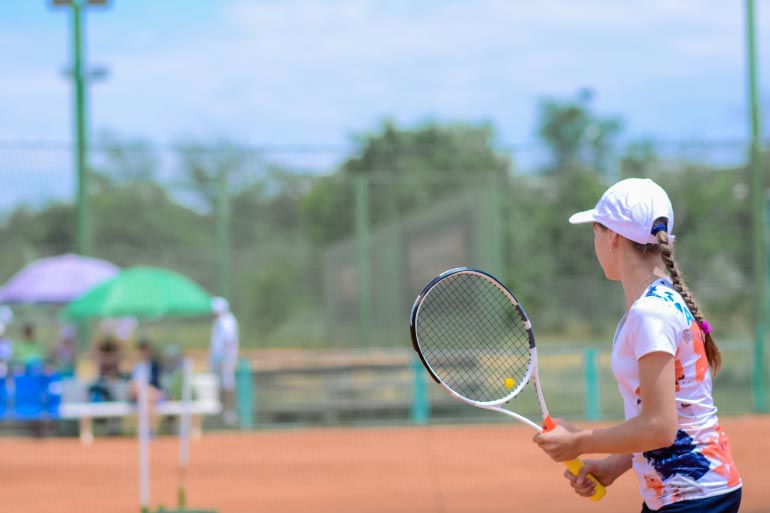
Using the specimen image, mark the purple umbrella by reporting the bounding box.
[0,253,120,304]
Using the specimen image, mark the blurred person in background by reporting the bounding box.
[533,178,741,513]
[0,306,13,325]
[13,322,45,371]
[12,322,57,437]
[130,338,164,435]
[100,317,138,345]
[0,322,13,375]
[0,322,13,407]
[89,336,127,402]
[131,338,163,395]
[0,306,12,378]
[50,324,77,377]
[209,296,239,427]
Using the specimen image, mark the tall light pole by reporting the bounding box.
[745,0,767,413]
[216,171,231,301]
[52,0,108,256]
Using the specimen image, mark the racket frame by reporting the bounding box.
[409,267,607,502]
[409,267,551,432]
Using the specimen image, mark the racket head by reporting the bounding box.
[410,267,536,406]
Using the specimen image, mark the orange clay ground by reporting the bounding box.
[0,416,767,513]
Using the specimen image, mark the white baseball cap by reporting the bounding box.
[568,178,675,245]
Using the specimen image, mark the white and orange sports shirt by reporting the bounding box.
[611,277,741,510]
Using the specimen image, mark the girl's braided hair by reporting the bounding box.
[632,218,721,374]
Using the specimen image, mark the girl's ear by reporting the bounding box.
[608,230,621,251]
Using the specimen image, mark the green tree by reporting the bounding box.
[301,120,511,245]
[230,169,308,247]
[537,89,622,176]
[0,175,214,294]
[95,130,159,184]
[91,181,210,264]
[530,91,626,334]
[620,139,658,179]
[0,204,75,276]
[653,165,752,331]
[174,140,256,213]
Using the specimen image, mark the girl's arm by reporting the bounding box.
[534,351,677,460]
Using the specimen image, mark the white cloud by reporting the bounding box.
[1,0,767,208]
[1,0,768,147]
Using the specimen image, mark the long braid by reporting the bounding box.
[655,227,722,374]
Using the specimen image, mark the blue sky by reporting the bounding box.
[0,0,769,208]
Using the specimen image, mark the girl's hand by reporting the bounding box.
[532,418,582,461]
[563,455,629,498]
[552,417,578,431]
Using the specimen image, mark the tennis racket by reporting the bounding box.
[409,267,606,501]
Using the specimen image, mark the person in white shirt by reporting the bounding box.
[533,178,741,512]
[209,296,239,426]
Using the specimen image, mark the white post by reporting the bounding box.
[178,357,192,509]
[136,363,150,511]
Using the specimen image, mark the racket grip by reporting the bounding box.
[564,458,607,502]
[542,416,607,502]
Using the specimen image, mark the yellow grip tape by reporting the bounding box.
[564,458,607,502]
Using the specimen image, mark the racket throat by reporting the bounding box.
[530,355,553,431]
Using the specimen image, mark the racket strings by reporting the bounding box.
[416,273,532,403]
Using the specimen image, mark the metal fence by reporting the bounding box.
[234,342,759,428]
[0,139,768,422]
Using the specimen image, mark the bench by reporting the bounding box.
[59,373,222,444]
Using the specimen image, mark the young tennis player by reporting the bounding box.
[533,178,742,512]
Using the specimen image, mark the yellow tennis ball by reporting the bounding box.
[504,377,515,389]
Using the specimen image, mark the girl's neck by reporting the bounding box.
[621,264,665,311]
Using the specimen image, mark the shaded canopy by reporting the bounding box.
[65,266,213,320]
[0,253,120,304]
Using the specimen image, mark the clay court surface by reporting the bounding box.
[0,416,767,513]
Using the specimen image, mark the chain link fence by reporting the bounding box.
[0,138,767,422]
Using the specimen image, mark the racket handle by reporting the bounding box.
[564,458,607,502]
[543,416,607,502]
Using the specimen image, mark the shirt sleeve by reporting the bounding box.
[625,297,680,361]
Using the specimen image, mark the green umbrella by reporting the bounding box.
[65,266,213,320]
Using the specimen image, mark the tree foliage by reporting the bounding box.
[301,120,511,245]
[0,105,760,346]
[537,89,622,176]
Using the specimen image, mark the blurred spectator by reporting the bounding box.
[130,338,164,435]
[0,322,13,372]
[0,323,12,399]
[94,336,123,379]
[209,296,239,426]
[0,305,13,324]
[131,339,163,393]
[100,317,137,344]
[88,336,128,435]
[50,324,77,377]
[89,336,127,402]
[31,358,62,438]
[13,322,45,370]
